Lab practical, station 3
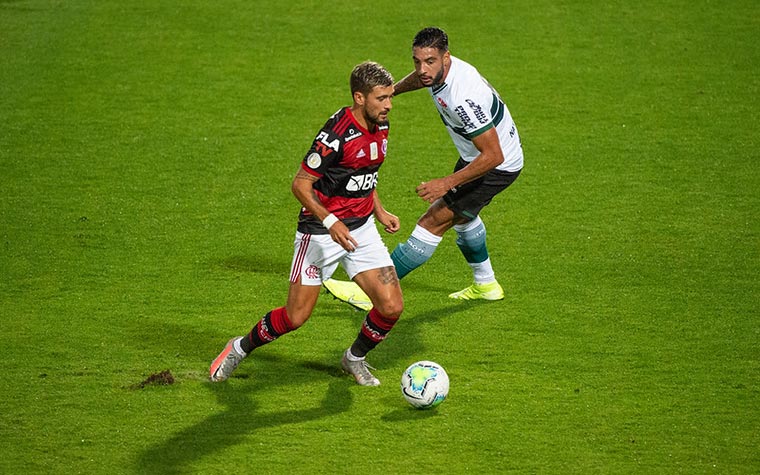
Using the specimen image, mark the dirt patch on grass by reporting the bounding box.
[129,370,175,389]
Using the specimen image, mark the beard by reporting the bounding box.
[364,109,388,127]
[430,67,445,86]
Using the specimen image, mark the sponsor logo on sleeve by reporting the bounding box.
[315,131,340,157]
[466,99,489,124]
[454,105,476,131]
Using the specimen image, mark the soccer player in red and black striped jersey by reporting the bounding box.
[210,61,403,386]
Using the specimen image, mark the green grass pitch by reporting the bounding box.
[1,1,758,473]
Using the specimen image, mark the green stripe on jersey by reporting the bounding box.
[467,122,494,139]
[438,93,504,140]
[490,93,505,127]
[439,112,495,140]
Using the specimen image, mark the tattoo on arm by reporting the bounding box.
[393,72,424,96]
[295,168,320,195]
[295,168,319,182]
[293,167,327,216]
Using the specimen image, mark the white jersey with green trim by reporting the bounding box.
[429,55,523,172]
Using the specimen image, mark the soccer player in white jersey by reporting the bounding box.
[324,26,523,310]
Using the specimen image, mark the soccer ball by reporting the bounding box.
[400,361,449,409]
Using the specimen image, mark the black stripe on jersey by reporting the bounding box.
[334,113,352,136]
[312,163,381,199]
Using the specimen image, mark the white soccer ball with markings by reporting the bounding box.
[400,361,449,409]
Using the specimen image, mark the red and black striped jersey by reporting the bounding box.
[298,107,389,234]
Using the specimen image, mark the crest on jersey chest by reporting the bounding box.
[367,138,388,161]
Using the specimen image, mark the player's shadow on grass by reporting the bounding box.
[135,365,353,474]
[133,298,494,472]
[323,298,498,371]
[215,254,288,276]
[409,299,496,321]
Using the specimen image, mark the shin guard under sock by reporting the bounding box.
[350,308,399,357]
[454,217,495,283]
[391,225,442,279]
[454,216,489,263]
[241,306,294,353]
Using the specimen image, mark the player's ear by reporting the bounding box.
[353,91,365,106]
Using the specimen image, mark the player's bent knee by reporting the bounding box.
[374,300,403,320]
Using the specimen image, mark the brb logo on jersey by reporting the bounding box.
[346,172,378,192]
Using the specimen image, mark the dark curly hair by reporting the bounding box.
[412,27,449,52]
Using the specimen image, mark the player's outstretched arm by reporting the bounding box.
[393,71,425,96]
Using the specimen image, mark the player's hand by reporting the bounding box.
[376,210,400,234]
[328,221,358,252]
[416,178,451,203]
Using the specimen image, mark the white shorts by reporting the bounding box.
[290,217,394,286]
